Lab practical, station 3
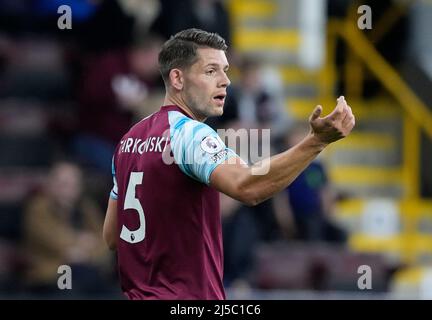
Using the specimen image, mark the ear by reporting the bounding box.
[169,69,183,90]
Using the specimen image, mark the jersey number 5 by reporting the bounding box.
[120,172,146,244]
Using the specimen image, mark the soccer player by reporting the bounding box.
[103,28,355,300]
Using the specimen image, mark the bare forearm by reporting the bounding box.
[211,97,354,206]
[239,133,326,205]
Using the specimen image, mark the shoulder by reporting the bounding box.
[167,110,193,127]
[168,111,214,136]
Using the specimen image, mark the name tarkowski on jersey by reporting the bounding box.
[119,136,169,154]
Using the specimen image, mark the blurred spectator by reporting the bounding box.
[221,193,258,288]
[214,57,291,286]
[221,193,282,289]
[21,161,113,296]
[76,0,135,54]
[118,0,160,33]
[150,0,231,45]
[73,33,164,174]
[220,127,283,288]
[276,124,347,244]
[208,54,291,150]
[0,34,14,76]
[0,36,71,100]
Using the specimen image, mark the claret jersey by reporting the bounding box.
[110,105,237,300]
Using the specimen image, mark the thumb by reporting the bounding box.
[310,105,322,121]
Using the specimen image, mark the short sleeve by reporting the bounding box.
[110,156,119,200]
[168,111,238,185]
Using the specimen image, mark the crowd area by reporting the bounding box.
[0,0,418,298]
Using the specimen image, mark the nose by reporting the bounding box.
[219,72,231,88]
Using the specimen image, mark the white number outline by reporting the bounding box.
[120,172,146,243]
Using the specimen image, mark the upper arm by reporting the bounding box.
[103,197,118,250]
[104,156,119,250]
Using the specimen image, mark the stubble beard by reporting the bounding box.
[185,90,215,120]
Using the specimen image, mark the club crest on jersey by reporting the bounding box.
[200,136,223,154]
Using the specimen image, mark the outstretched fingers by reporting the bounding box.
[310,96,355,143]
[341,110,355,136]
[334,96,348,118]
[342,114,355,129]
[342,105,353,127]
[309,105,323,122]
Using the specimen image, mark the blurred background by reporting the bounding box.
[0,0,431,299]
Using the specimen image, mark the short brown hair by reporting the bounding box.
[158,28,228,84]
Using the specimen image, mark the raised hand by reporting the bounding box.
[309,96,355,145]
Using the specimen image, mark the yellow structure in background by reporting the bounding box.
[319,4,432,268]
[329,19,432,197]
[227,0,432,277]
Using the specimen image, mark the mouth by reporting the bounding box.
[213,94,226,106]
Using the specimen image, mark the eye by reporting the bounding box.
[206,69,216,75]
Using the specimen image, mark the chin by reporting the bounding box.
[213,106,224,116]
[204,105,224,119]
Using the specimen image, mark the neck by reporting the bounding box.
[163,93,206,122]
